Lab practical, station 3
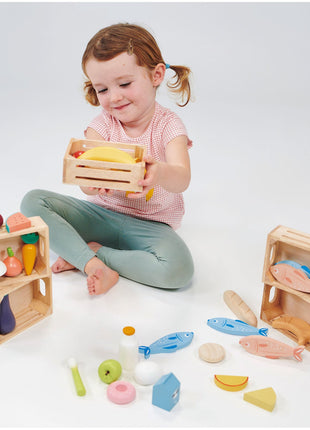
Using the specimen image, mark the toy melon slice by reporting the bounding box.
[214,374,248,392]
[243,387,276,412]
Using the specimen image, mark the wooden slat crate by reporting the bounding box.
[63,138,146,192]
[0,216,52,344]
[260,225,310,349]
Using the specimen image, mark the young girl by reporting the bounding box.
[21,23,194,295]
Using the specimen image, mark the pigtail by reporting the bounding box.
[83,80,100,106]
[166,65,192,107]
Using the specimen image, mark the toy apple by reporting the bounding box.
[72,150,85,158]
[98,359,122,384]
[0,214,3,227]
[3,247,23,276]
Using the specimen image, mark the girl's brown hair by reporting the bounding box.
[82,23,192,107]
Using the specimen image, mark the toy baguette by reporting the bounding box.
[223,290,257,327]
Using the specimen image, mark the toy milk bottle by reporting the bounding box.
[119,326,139,372]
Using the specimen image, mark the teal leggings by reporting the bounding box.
[21,190,194,289]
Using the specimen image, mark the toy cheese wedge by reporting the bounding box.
[243,387,276,412]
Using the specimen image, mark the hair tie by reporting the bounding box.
[165,63,170,70]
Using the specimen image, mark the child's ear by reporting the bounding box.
[152,63,166,87]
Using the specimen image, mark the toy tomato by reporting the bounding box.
[3,247,23,277]
[72,150,85,158]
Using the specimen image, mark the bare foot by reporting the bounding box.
[85,258,119,296]
[51,256,76,273]
[51,242,102,274]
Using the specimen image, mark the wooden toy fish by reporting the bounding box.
[271,315,310,346]
[275,260,310,278]
[239,335,304,361]
[139,331,194,358]
[270,263,310,293]
[207,318,268,336]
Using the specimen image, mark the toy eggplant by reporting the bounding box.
[0,295,16,335]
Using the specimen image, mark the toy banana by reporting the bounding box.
[78,146,136,164]
[126,167,154,201]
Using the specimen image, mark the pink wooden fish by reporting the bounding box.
[239,335,304,361]
[270,263,310,293]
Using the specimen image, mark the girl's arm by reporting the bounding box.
[128,135,191,198]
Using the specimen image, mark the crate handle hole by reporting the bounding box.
[268,286,277,303]
[269,244,276,265]
[39,279,46,297]
[39,238,45,257]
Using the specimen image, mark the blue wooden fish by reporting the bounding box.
[207,318,268,336]
[139,331,194,359]
[276,260,310,278]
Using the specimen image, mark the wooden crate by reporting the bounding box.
[63,138,146,192]
[0,277,52,344]
[260,225,310,349]
[0,216,52,344]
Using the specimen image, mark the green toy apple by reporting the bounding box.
[98,359,122,384]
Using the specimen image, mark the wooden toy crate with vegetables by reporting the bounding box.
[260,225,310,349]
[0,216,52,344]
[63,138,146,192]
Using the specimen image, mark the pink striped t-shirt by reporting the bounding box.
[84,102,192,229]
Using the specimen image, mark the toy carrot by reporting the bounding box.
[21,232,39,275]
[22,244,36,275]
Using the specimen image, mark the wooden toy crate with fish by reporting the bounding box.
[260,225,310,349]
[63,138,146,192]
[0,216,52,344]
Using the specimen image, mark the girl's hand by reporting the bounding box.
[80,186,114,196]
[127,156,158,199]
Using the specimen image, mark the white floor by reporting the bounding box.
[1,2,310,428]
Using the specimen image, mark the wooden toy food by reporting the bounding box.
[5,212,31,233]
[270,263,310,293]
[78,146,137,164]
[239,335,304,361]
[207,318,268,336]
[198,343,225,363]
[0,295,16,335]
[243,387,276,412]
[0,214,3,227]
[21,232,39,275]
[67,358,86,396]
[271,315,310,346]
[3,247,23,276]
[134,360,162,386]
[223,290,257,326]
[98,359,122,384]
[214,374,248,392]
[139,331,194,358]
[107,381,136,405]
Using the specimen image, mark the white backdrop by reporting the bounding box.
[1,2,310,428]
[1,2,310,232]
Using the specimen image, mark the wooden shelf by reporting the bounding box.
[260,225,310,350]
[0,216,52,344]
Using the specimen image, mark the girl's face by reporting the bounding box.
[85,52,164,128]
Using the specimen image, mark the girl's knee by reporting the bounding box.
[21,189,43,216]
[157,255,194,290]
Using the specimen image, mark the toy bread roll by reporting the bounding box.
[223,290,257,327]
